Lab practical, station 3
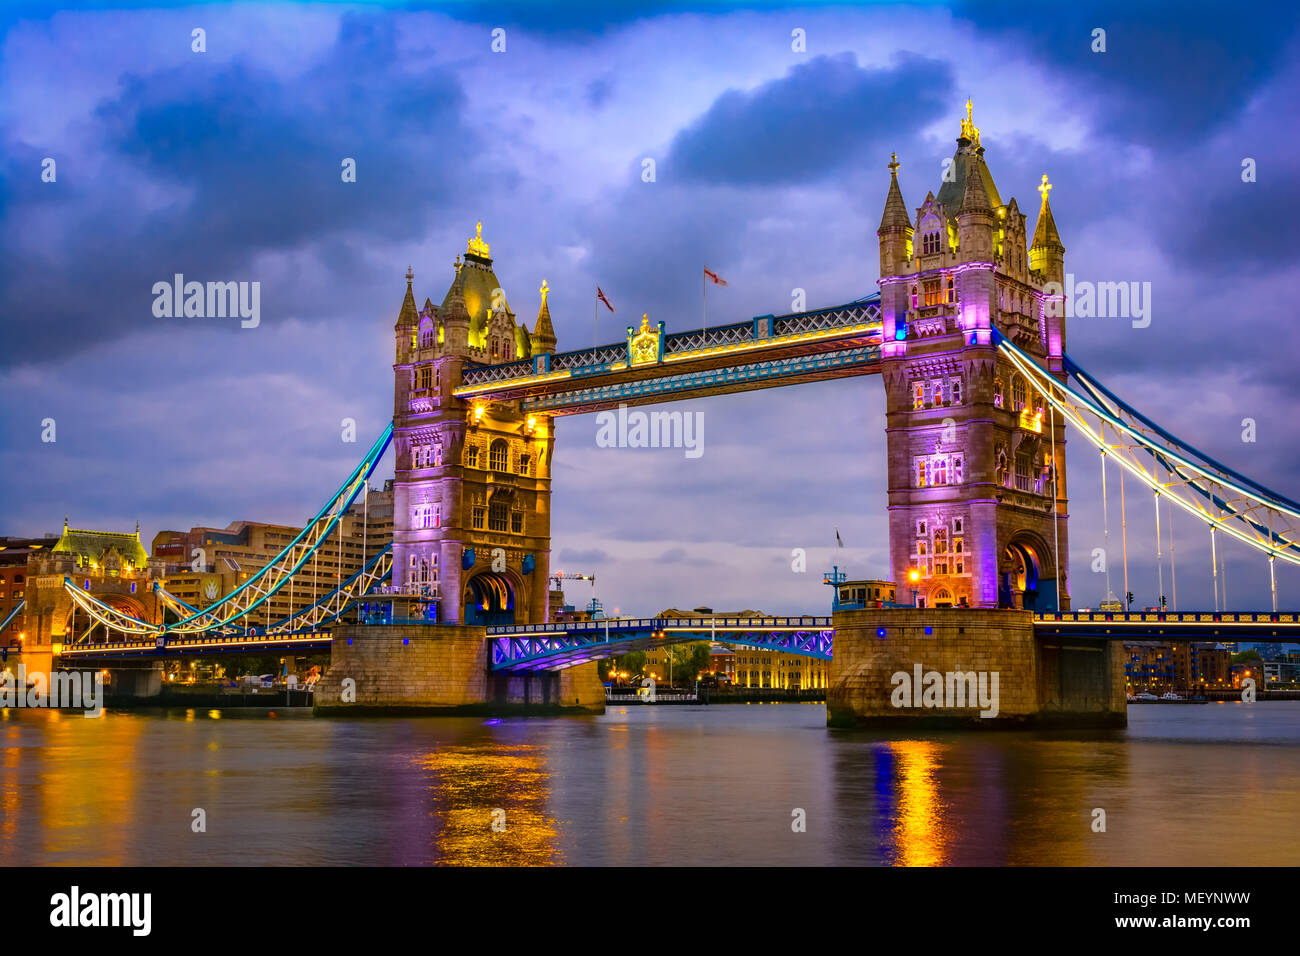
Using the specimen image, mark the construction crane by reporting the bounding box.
[550,571,602,618]
[549,570,596,591]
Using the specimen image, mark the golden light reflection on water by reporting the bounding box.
[420,743,561,866]
[889,741,948,867]
[39,712,144,865]
[2,725,20,840]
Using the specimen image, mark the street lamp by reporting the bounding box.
[908,569,920,607]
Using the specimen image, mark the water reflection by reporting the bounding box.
[0,703,1297,865]
[885,741,947,866]
[420,744,560,866]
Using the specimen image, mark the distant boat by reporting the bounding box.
[1160,691,1183,701]
[1133,692,1159,701]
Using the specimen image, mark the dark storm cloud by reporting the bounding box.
[0,12,488,369]
[666,52,953,186]
[951,0,1300,148]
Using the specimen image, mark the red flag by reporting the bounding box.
[596,287,614,312]
[703,267,728,286]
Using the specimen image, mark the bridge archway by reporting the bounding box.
[1000,532,1058,612]
[464,571,518,627]
[66,593,150,644]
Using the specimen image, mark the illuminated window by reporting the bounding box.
[916,459,927,488]
[418,366,432,390]
[923,279,941,307]
[910,285,918,309]
[489,440,509,472]
[993,377,1004,409]
[912,382,925,410]
[433,443,443,467]
[950,376,962,405]
[519,454,531,476]
[1012,376,1027,412]
[464,445,479,468]
[946,276,955,303]
[1015,453,1034,492]
[932,379,944,406]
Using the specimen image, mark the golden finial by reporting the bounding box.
[888,152,900,175]
[467,221,491,258]
[960,98,980,145]
[1038,173,1052,204]
[539,279,550,304]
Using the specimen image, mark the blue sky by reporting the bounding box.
[2,0,1299,615]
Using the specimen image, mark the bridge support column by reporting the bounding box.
[315,624,603,715]
[827,608,1125,728]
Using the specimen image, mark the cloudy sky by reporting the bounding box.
[2,0,1299,616]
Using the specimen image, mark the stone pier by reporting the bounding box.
[313,623,605,716]
[827,608,1125,728]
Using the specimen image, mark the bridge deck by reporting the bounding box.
[452,298,882,415]
[47,611,1295,667]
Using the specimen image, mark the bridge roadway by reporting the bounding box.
[451,296,883,415]
[31,611,1300,670]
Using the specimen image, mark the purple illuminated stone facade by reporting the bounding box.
[878,106,1069,611]
[391,230,557,625]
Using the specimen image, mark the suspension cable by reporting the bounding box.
[1120,467,1130,607]
[1101,439,1113,605]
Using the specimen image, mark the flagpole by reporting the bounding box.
[702,265,707,345]
[594,286,598,350]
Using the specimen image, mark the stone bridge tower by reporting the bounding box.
[878,102,1069,611]
[22,522,163,678]
[391,224,556,625]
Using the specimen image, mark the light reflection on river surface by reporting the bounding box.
[2,701,1297,866]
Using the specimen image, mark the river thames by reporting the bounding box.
[3,701,1298,866]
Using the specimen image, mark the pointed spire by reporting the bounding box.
[531,278,557,353]
[879,152,910,232]
[1031,173,1063,250]
[396,266,418,328]
[442,268,470,325]
[959,155,992,215]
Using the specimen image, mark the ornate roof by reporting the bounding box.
[51,522,149,568]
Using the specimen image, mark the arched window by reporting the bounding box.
[922,231,941,255]
[1012,376,1027,412]
[489,439,509,472]
[910,285,918,309]
[419,320,435,349]
[946,277,955,303]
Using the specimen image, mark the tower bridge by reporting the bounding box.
[12,102,1300,724]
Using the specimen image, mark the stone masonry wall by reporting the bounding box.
[828,607,1125,728]
[314,623,604,715]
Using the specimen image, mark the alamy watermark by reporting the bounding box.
[595,403,704,459]
[890,663,1000,718]
[1,665,103,717]
[1043,274,1151,328]
[152,274,260,328]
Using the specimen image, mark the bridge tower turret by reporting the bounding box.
[391,224,554,626]
[878,101,1069,611]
